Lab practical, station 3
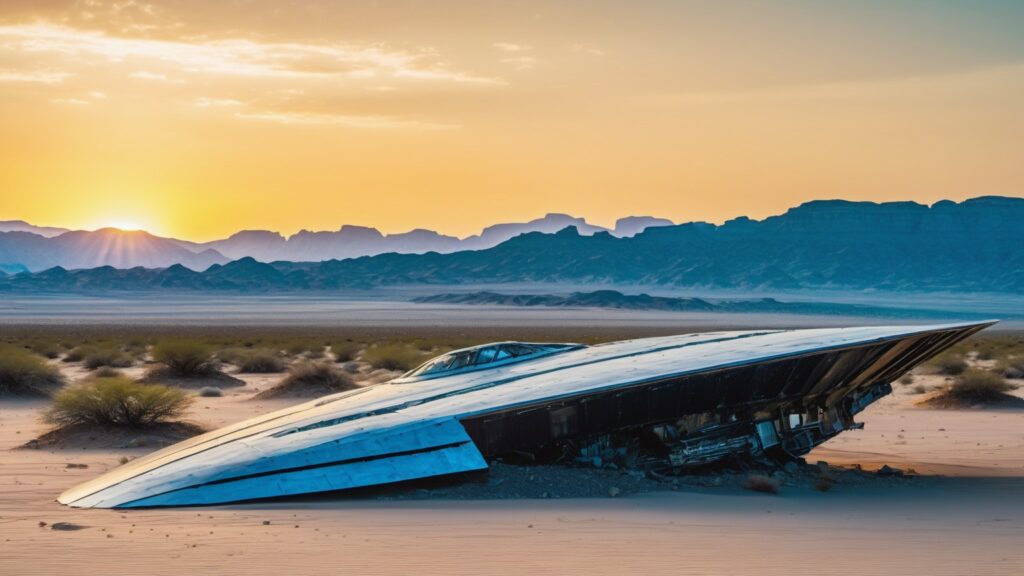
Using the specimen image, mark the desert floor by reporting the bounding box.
[2,343,1024,575]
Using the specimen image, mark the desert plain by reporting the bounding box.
[2,308,1023,576]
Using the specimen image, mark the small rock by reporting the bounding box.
[50,522,86,531]
[783,461,799,474]
[38,521,47,528]
[262,520,271,525]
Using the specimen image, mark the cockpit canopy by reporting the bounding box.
[399,342,582,381]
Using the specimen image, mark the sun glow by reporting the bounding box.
[106,220,144,232]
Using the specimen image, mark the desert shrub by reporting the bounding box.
[930,353,967,376]
[30,341,61,359]
[62,347,85,362]
[82,346,133,370]
[998,360,1024,379]
[948,369,1017,402]
[331,342,361,363]
[898,373,914,385]
[256,361,358,399]
[912,384,928,395]
[362,344,430,372]
[0,346,64,396]
[93,366,121,378]
[151,340,216,377]
[45,377,193,427]
[234,350,286,373]
[283,340,325,357]
[197,386,223,397]
[743,474,779,494]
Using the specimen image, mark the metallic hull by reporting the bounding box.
[59,321,992,508]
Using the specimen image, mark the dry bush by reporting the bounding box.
[151,340,216,377]
[45,377,193,428]
[30,341,61,359]
[948,369,1017,402]
[0,346,64,396]
[743,474,779,494]
[93,366,121,378]
[898,373,915,385]
[197,386,223,397]
[82,346,134,370]
[234,350,286,373]
[998,360,1024,380]
[930,353,967,376]
[62,347,85,362]
[912,384,928,395]
[331,342,361,363]
[255,361,358,399]
[362,344,430,372]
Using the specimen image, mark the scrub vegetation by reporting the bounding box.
[255,361,358,399]
[45,377,193,428]
[151,340,217,377]
[0,345,64,396]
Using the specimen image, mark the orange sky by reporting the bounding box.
[1,1,1023,240]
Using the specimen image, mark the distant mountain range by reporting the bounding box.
[1,196,1022,293]
[412,290,976,318]
[0,213,673,272]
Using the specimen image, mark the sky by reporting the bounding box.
[0,0,1023,241]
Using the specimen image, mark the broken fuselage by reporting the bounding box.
[59,321,992,508]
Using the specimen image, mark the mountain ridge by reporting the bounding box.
[1,195,1021,294]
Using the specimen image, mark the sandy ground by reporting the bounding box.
[2,366,1024,575]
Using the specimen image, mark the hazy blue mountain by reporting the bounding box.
[197,213,623,261]
[0,220,69,238]
[1,196,1020,292]
[0,212,672,267]
[0,229,228,272]
[612,216,674,237]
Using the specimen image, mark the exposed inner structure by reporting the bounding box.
[59,321,993,508]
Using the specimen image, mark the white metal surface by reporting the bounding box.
[59,321,992,508]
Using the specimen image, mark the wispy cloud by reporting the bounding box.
[194,97,243,108]
[493,42,530,53]
[235,110,459,130]
[0,23,502,84]
[0,69,72,84]
[571,43,606,56]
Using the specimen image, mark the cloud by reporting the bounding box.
[500,56,536,70]
[234,110,459,130]
[571,43,606,56]
[194,97,243,108]
[493,42,530,53]
[0,23,502,85]
[0,69,72,84]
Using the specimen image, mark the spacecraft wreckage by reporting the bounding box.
[60,321,993,508]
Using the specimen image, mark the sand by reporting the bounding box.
[2,364,1023,575]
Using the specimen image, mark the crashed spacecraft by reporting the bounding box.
[60,320,992,508]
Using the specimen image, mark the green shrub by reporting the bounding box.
[93,366,121,378]
[0,346,64,396]
[82,346,133,370]
[949,369,1017,402]
[930,353,967,376]
[256,361,358,399]
[362,344,430,372]
[30,341,61,359]
[45,377,193,427]
[331,342,361,363]
[234,350,286,373]
[998,360,1024,379]
[151,340,215,377]
[62,347,85,362]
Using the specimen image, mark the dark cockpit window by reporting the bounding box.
[402,342,579,380]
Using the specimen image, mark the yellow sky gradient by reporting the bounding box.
[1,1,1023,240]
